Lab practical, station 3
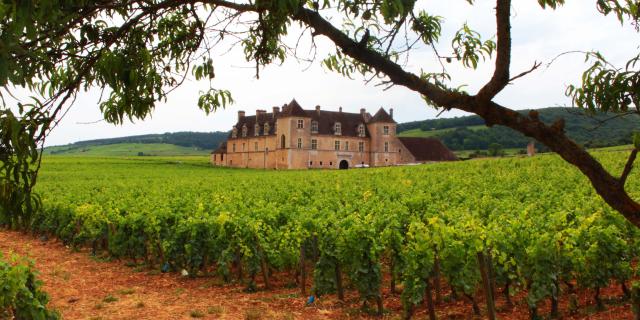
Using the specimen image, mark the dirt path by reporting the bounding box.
[0,229,633,320]
[0,230,339,320]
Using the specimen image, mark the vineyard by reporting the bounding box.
[4,152,640,319]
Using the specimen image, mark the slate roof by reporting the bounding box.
[233,112,277,137]
[369,108,396,123]
[398,137,457,162]
[303,110,370,137]
[280,99,307,117]
[230,99,376,138]
[212,141,227,154]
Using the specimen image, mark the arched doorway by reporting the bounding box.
[339,160,349,170]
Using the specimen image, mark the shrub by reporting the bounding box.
[0,253,60,319]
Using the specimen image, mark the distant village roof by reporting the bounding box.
[398,137,457,161]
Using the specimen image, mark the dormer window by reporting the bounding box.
[242,125,248,137]
[334,122,342,135]
[358,124,365,137]
[231,127,238,138]
[254,124,260,136]
[263,123,270,135]
[297,119,304,129]
[311,121,318,133]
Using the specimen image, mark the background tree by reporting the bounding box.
[0,0,639,227]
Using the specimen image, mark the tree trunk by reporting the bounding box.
[403,304,414,320]
[335,263,344,301]
[504,280,513,308]
[235,250,243,282]
[433,256,442,304]
[464,293,481,316]
[623,281,631,299]
[595,287,605,311]
[529,304,538,320]
[450,287,458,302]
[390,257,397,294]
[550,279,559,319]
[300,244,306,295]
[477,252,496,320]
[632,282,640,320]
[425,279,437,320]
[487,252,497,300]
[260,254,271,290]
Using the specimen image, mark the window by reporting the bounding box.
[384,141,389,152]
[231,127,238,138]
[281,135,286,149]
[297,138,302,149]
[358,142,364,152]
[297,119,304,129]
[242,125,248,137]
[311,139,318,150]
[242,143,245,151]
[334,122,342,135]
[344,141,349,151]
[232,143,236,152]
[358,124,365,137]
[334,140,340,150]
[330,161,333,166]
[309,161,313,166]
[254,124,260,136]
[320,161,323,166]
[254,142,258,151]
[263,123,270,135]
[311,121,318,133]
[383,125,389,135]
[221,154,224,161]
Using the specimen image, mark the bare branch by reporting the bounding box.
[509,61,541,82]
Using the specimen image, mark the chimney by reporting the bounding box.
[389,108,394,119]
[360,108,366,118]
[339,107,342,113]
[238,110,245,122]
[316,105,321,115]
[272,106,280,119]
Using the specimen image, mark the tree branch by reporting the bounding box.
[291,6,640,226]
[477,0,512,101]
[509,61,541,82]
[620,148,638,186]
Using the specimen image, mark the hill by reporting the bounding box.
[398,107,640,151]
[46,131,228,156]
[44,143,213,156]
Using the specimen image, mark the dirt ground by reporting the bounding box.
[0,229,633,319]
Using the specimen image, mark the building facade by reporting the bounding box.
[211,100,456,169]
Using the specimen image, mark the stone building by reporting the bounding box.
[211,100,456,169]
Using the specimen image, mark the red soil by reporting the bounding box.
[0,229,633,319]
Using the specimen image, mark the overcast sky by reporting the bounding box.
[40,1,640,146]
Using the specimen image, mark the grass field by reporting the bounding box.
[398,125,486,137]
[45,143,211,156]
[13,150,639,319]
